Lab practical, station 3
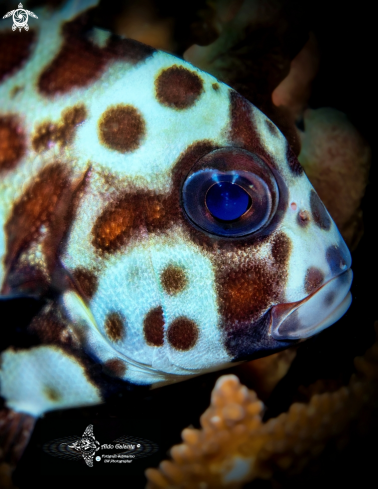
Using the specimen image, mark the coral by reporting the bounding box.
[234,346,298,401]
[145,322,378,488]
[184,0,309,154]
[272,32,319,123]
[298,108,371,250]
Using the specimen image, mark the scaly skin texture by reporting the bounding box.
[0,0,351,421]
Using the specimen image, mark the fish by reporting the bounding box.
[0,0,352,462]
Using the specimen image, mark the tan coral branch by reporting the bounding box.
[146,322,378,488]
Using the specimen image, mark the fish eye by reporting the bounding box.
[205,182,251,221]
[182,148,279,237]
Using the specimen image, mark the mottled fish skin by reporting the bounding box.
[0,0,352,418]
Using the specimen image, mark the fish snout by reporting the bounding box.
[270,267,353,340]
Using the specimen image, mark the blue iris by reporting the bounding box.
[206,182,250,221]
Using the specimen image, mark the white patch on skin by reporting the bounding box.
[0,345,102,416]
[74,52,231,188]
[88,228,230,373]
[281,176,350,302]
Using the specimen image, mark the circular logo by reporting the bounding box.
[12,9,28,29]
[95,456,101,462]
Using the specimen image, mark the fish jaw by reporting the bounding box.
[270,268,353,340]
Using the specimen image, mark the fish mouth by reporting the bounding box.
[270,268,353,340]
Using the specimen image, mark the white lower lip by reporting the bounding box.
[271,269,353,340]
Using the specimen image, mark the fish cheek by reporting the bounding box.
[216,232,292,360]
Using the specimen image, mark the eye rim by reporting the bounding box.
[181,148,279,238]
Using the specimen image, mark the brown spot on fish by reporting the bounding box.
[44,386,61,402]
[219,264,277,323]
[155,66,203,109]
[143,306,164,347]
[38,16,154,96]
[310,190,331,230]
[212,83,219,91]
[229,90,277,170]
[324,290,336,307]
[10,85,24,98]
[326,245,348,275]
[72,267,98,299]
[219,233,290,326]
[286,145,304,176]
[105,312,125,342]
[271,232,291,266]
[103,358,127,377]
[297,209,310,227]
[32,104,87,152]
[0,30,36,83]
[266,119,278,136]
[0,115,25,172]
[161,265,187,295]
[167,317,198,350]
[98,105,145,153]
[305,267,324,294]
[92,192,177,253]
[3,164,74,293]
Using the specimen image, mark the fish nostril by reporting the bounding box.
[297,209,310,227]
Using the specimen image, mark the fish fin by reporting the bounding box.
[0,403,36,466]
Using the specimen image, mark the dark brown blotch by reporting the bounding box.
[161,265,187,295]
[38,17,155,96]
[218,232,290,325]
[229,90,277,170]
[324,291,336,307]
[167,317,198,351]
[0,30,36,83]
[72,267,98,299]
[0,115,25,172]
[212,83,219,91]
[104,312,125,342]
[310,190,331,230]
[297,209,311,227]
[286,145,304,176]
[266,120,278,136]
[92,192,177,253]
[305,267,324,294]
[219,264,278,323]
[44,386,61,402]
[98,104,145,153]
[155,65,204,109]
[102,358,127,377]
[143,306,164,347]
[32,104,86,152]
[271,232,291,266]
[326,245,348,275]
[4,164,73,290]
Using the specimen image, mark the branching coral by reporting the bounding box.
[145,322,378,488]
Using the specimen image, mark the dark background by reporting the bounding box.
[0,0,376,488]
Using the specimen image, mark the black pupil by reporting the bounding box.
[206,182,250,221]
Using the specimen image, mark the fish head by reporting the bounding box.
[60,43,352,384]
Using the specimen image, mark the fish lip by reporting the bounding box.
[270,268,353,340]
